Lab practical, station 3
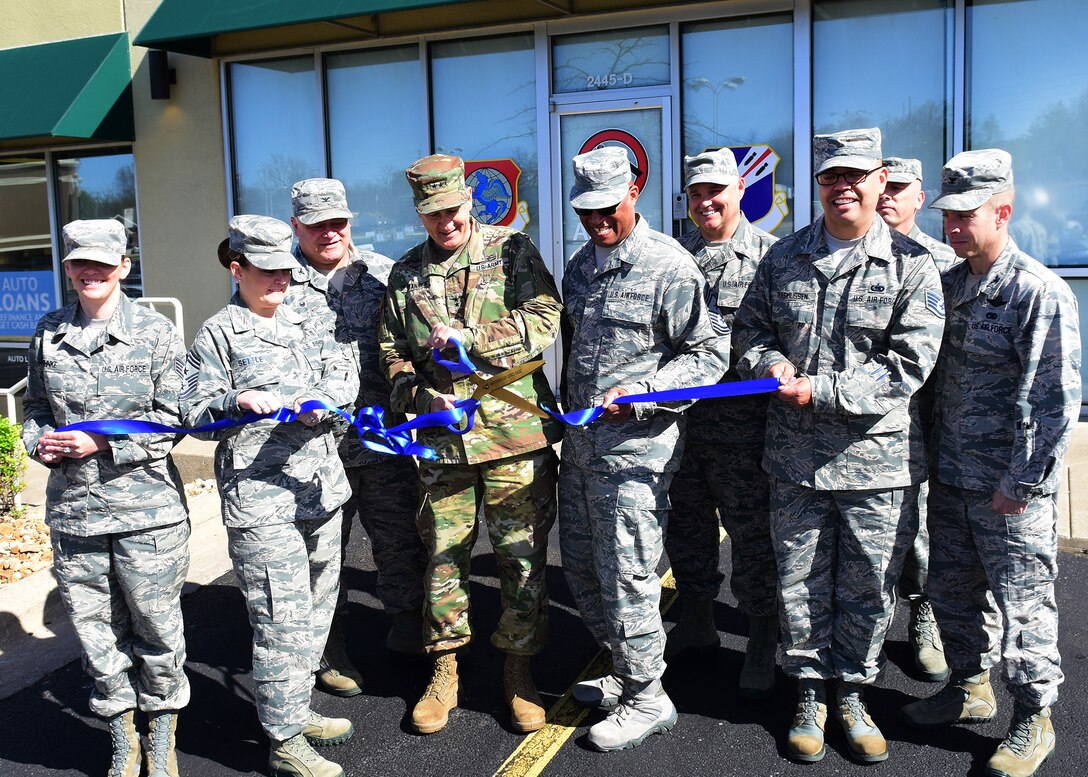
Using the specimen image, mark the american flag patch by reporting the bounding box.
[925,289,945,318]
[180,351,201,399]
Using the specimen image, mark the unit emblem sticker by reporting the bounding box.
[579,129,649,192]
[702,145,790,233]
[465,159,530,231]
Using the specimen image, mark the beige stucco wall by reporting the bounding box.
[124,0,232,343]
[0,0,122,48]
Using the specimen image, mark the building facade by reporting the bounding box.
[2,0,1088,538]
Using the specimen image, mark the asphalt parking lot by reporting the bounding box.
[2,525,1086,777]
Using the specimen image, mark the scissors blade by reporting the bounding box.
[468,359,545,400]
[489,386,551,419]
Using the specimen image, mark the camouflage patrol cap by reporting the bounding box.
[290,178,353,225]
[883,157,923,184]
[405,154,471,214]
[569,146,634,209]
[62,219,127,266]
[813,127,883,174]
[930,149,1014,211]
[684,147,740,188]
[228,215,297,270]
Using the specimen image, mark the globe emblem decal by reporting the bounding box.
[468,167,514,225]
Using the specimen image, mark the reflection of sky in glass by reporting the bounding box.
[814,0,950,238]
[969,0,1088,269]
[553,26,669,94]
[559,108,663,265]
[230,58,323,222]
[327,46,427,259]
[682,14,794,235]
[432,35,538,243]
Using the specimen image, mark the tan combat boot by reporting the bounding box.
[303,710,354,747]
[314,618,364,698]
[145,710,179,777]
[107,710,141,777]
[664,598,719,659]
[902,669,997,728]
[739,614,778,699]
[837,682,888,763]
[909,598,950,682]
[786,679,827,763]
[985,705,1055,777]
[269,733,343,777]
[504,654,546,732]
[411,652,459,734]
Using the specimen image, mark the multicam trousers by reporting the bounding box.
[417,448,557,656]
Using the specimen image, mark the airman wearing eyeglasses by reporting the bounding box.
[287,178,427,698]
[732,128,945,765]
[559,146,728,752]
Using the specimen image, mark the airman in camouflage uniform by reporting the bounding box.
[287,178,426,699]
[878,156,959,683]
[182,215,358,777]
[560,146,728,751]
[902,150,1080,777]
[733,129,944,764]
[378,154,562,736]
[663,148,780,698]
[22,218,190,777]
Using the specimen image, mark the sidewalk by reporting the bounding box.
[0,438,230,699]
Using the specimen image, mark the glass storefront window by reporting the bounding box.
[327,45,427,261]
[814,0,952,240]
[431,34,539,244]
[229,57,323,222]
[0,155,55,351]
[552,26,670,94]
[681,14,795,236]
[54,149,141,302]
[968,0,1088,267]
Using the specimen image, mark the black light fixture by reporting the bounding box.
[149,49,176,100]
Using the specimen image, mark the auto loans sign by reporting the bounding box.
[1,272,57,337]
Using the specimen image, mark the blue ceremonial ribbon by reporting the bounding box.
[541,377,783,427]
[55,399,466,461]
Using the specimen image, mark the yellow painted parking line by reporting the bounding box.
[492,570,681,777]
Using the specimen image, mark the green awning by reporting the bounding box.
[135,0,474,57]
[0,33,133,146]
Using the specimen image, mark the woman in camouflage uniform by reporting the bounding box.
[181,216,359,777]
[22,219,190,777]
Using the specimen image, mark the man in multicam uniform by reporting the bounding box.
[286,178,426,700]
[378,154,562,736]
[902,150,1081,777]
[732,128,945,765]
[22,219,190,777]
[560,146,728,751]
[663,147,780,699]
[183,215,359,777]
[877,156,957,684]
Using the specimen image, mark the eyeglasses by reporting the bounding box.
[574,203,620,217]
[815,167,882,186]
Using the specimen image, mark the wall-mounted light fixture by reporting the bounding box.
[149,49,176,100]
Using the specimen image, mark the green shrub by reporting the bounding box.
[0,417,27,515]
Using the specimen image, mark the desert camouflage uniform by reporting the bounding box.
[288,245,425,617]
[378,218,562,655]
[666,216,778,615]
[733,214,944,683]
[22,294,190,718]
[182,294,358,740]
[928,238,1080,709]
[560,216,729,682]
